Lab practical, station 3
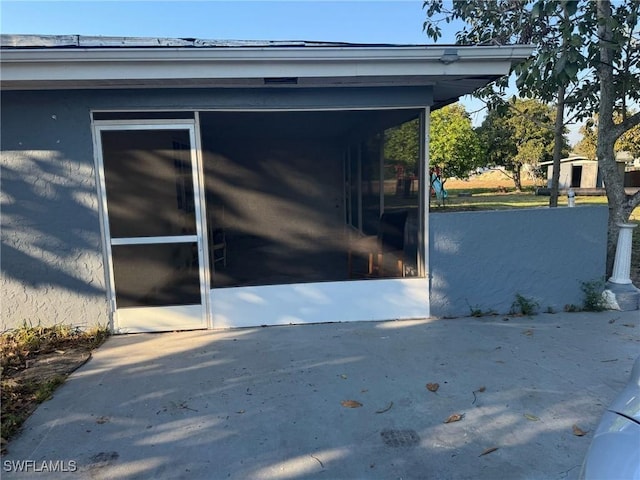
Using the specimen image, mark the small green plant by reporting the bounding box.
[467,301,495,317]
[581,279,607,312]
[34,375,66,402]
[1,323,110,441]
[510,293,539,316]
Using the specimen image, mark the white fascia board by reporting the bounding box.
[1,45,533,85]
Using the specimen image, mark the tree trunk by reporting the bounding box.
[596,0,631,277]
[549,83,566,207]
[512,166,522,192]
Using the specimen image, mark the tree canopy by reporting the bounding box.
[575,113,640,160]
[384,118,420,174]
[429,103,483,181]
[383,104,483,181]
[424,0,640,274]
[479,98,563,190]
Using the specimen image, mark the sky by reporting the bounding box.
[1,1,444,44]
[0,0,581,143]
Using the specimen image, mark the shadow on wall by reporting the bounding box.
[201,130,349,288]
[1,150,107,329]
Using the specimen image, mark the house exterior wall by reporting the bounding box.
[429,206,608,317]
[0,87,433,331]
[1,91,108,330]
[1,88,609,330]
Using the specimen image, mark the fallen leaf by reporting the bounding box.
[479,446,499,457]
[524,413,539,421]
[375,401,394,414]
[236,410,245,414]
[572,424,587,436]
[96,416,109,424]
[608,319,616,324]
[444,413,464,423]
[476,386,486,393]
[522,329,534,336]
[426,383,439,392]
[361,389,369,393]
[340,374,348,379]
[622,324,635,328]
[341,400,363,408]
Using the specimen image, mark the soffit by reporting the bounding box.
[0,35,532,108]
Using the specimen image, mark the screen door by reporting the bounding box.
[95,122,208,332]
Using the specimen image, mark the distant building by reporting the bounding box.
[539,156,603,189]
[539,154,636,190]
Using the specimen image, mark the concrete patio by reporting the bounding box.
[2,310,639,479]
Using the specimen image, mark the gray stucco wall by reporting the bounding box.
[1,88,610,330]
[1,92,108,330]
[1,87,432,331]
[429,206,608,318]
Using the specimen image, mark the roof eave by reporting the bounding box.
[0,44,533,90]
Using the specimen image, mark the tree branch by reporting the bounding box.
[612,111,640,140]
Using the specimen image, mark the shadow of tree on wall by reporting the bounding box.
[1,150,106,327]
[201,134,350,288]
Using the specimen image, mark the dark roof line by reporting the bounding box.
[1,34,453,49]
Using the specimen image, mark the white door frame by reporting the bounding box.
[92,119,211,333]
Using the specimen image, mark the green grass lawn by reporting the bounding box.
[432,190,611,211]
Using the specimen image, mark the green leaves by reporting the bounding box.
[429,103,484,180]
[563,0,579,17]
[478,98,561,189]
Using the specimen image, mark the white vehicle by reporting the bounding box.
[580,356,640,479]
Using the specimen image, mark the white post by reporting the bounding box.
[608,223,638,284]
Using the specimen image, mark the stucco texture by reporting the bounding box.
[429,206,608,317]
[1,92,108,330]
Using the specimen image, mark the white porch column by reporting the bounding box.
[608,223,638,285]
[604,223,639,311]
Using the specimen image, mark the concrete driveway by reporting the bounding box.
[2,311,638,480]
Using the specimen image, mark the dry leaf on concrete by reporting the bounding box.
[341,400,363,408]
[444,413,464,423]
[524,413,540,421]
[476,386,486,393]
[572,424,588,436]
[426,383,439,392]
[522,329,534,336]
